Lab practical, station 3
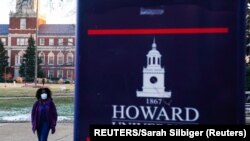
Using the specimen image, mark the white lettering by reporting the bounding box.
[140,106,158,120]
[169,129,175,136]
[126,105,139,119]
[112,105,125,119]
[172,107,183,121]
[156,107,169,120]
[112,105,199,122]
[185,107,199,121]
[94,129,101,136]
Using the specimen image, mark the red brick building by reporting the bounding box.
[0,0,75,81]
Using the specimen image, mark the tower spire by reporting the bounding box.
[152,37,157,49]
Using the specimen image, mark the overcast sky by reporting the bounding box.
[0,0,76,24]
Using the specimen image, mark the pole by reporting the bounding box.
[25,62,27,86]
[4,66,7,88]
[35,0,38,85]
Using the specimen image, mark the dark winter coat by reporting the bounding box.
[31,98,58,133]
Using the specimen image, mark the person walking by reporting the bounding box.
[42,78,45,86]
[31,88,58,141]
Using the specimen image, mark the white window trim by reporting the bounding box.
[49,38,54,46]
[17,51,25,65]
[17,38,28,46]
[1,38,6,45]
[20,18,26,29]
[48,52,54,65]
[68,38,73,46]
[40,38,45,46]
[57,53,64,65]
[57,70,63,78]
[58,38,63,46]
[48,70,54,78]
[67,70,72,79]
[66,53,74,64]
[15,55,18,65]
[39,52,45,65]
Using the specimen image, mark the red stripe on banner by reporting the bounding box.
[86,136,90,141]
[88,28,229,35]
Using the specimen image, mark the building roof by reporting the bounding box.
[0,24,9,35]
[38,24,75,36]
[0,24,75,36]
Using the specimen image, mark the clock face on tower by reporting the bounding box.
[150,76,158,84]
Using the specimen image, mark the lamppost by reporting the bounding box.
[24,61,27,86]
[34,0,39,85]
[4,66,7,88]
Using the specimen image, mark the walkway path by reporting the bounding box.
[0,122,73,141]
[0,119,249,141]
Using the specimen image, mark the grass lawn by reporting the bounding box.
[0,97,74,122]
[0,83,74,97]
[0,97,74,110]
[0,83,74,122]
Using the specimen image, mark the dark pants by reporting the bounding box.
[37,121,50,141]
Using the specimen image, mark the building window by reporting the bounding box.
[68,38,73,45]
[57,70,63,78]
[25,38,28,45]
[39,52,45,65]
[16,51,25,65]
[40,38,45,45]
[20,18,26,29]
[15,55,18,65]
[17,38,28,46]
[49,38,54,45]
[57,52,64,65]
[48,52,54,65]
[1,38,6,45]
[67,70,73,79]
[48,70,54,78]
[58,38,63,46]
[20,56,24,64]
[66,52,74,65]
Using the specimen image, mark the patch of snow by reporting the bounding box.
[0,107,73,122]
[2,114,30,121]
[0,112,72,122]
[58,116,73,121]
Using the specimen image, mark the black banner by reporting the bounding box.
[75,0,246,140]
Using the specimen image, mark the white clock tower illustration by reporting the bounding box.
[137,38,171,98]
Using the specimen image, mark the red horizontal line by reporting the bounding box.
[88,28,229,35]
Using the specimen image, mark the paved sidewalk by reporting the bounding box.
[0,119,249,141]
[0,122,73,141]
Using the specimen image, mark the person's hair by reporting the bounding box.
[36,88,52,100]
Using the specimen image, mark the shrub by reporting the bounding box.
[16,77,23,83]
[58,78,64,84]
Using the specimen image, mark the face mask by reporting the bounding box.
[41,93,47,100]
